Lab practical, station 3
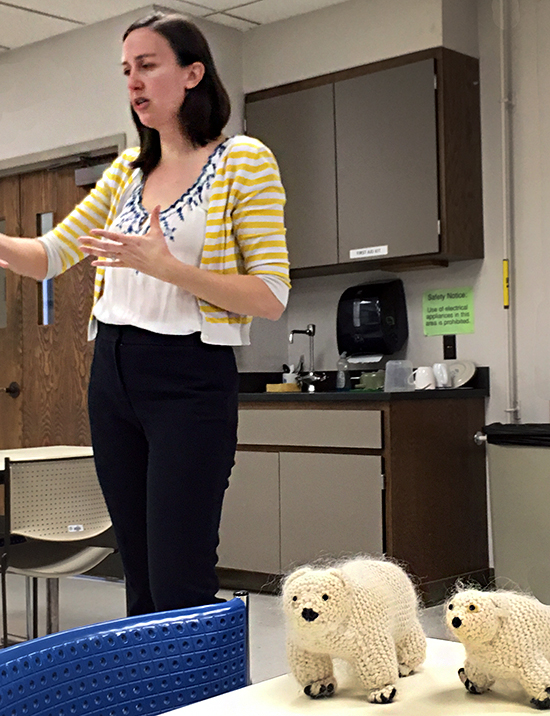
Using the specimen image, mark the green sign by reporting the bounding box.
[422,287,474,336]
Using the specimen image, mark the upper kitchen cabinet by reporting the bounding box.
[245,84,337,269]
[335,60,439,264]
[245,48,483,277]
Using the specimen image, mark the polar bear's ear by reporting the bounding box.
[489,595,510,621]
[284,567,311,589]
[327,568,350,592]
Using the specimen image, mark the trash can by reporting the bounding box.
[484,423,550,602]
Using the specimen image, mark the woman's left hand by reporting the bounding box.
[78,205,174,280]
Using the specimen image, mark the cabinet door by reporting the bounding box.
[335,60,439,263]
[280,453,383,571]
[218,450,280,573]
[245,85,337,269]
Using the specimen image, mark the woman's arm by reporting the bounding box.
[79,140,290,320]
[1,152,135,282]
[0,234,49,280]
[78,207,286,320]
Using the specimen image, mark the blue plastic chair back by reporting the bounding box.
[0,597,246,716]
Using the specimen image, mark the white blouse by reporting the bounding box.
[93,138,288,336]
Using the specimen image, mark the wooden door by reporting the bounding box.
[19,166,95,446]
[0,176,23,449]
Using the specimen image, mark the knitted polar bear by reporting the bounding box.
[447,588,550,709]
[282,558,426,704]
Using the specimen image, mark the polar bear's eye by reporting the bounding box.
[322,594,329,601]
[469,604,478,612]
[292,596,297,602]
[448,604,453,611]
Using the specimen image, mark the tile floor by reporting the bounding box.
[2,574,452,684]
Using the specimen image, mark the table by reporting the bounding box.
[174,638,533,714]
[0,445,93,469]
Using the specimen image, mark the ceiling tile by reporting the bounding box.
[0,5,77,49]
[147,1,213,17]
[0,1,212,24]
[205,11,258,30]
[230,0,351,24]
[195,0,260,10]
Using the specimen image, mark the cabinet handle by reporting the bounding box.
[473,431,486,445]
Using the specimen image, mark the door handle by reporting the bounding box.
[0,382,21,399]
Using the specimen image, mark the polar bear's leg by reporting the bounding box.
[396,620,426,676]
[354,634,399,704]
[287,641,337,698]
[459,660,494,694]
[516,656,550,708]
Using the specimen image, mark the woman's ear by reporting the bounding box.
[184,62,205,89]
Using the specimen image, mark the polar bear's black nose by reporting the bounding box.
[452,617,462,628]
[302,608,319,622]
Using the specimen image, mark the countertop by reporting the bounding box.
[238,387,487,402]
[238,367,489,402]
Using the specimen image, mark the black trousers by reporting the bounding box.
[88,322,239,616]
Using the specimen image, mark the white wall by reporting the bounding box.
[0,6,243,162]
[241,0,550,425]
[243,0,444,94]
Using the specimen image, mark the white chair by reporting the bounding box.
[1,452,114,647]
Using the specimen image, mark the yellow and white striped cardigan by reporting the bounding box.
[40,136,290,344]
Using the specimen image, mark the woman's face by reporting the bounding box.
[122,27,203,133]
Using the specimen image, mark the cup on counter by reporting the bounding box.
[412,366,436,390]
[433,362,452,388]
[384,360,415,392]
[357,370,385,391]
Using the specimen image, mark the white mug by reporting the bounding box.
[413,366,436,390]
[433,362,451,388]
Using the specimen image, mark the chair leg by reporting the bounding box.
[46,578,59,634]
[25,577,39,639]
[1,564,8,649]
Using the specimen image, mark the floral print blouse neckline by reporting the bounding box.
[116,138,230,242]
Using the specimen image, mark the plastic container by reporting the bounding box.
[383,359,415,392]
[336,353,351,391]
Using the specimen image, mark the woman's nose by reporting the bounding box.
[127,70,142,90]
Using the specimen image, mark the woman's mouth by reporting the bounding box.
[134,98,149,111]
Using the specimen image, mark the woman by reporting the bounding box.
[0,12,290,616]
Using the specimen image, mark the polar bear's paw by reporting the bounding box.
[458,668,485,695]
[530,686,550,710]
[398,663,414,677]
[368,684,397,704]
[303,677,337,699]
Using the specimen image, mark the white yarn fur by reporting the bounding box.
[447,588,550,707]
[282,557,426,704]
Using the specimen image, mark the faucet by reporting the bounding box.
[288,324,326,393]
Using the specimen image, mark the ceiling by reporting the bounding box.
[0,0,351,51]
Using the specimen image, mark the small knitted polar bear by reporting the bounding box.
[447,588,550,709]
[282,558,426,705]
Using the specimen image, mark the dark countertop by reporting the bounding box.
[239,388,488,402]
[238,367,489,402]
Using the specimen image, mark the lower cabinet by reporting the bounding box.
[279,452,383,571]
[218,451,280,573]
[218,449,384,575]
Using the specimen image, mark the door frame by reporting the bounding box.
[0,133,126,179]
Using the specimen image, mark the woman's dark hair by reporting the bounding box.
[123,12,231,175]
